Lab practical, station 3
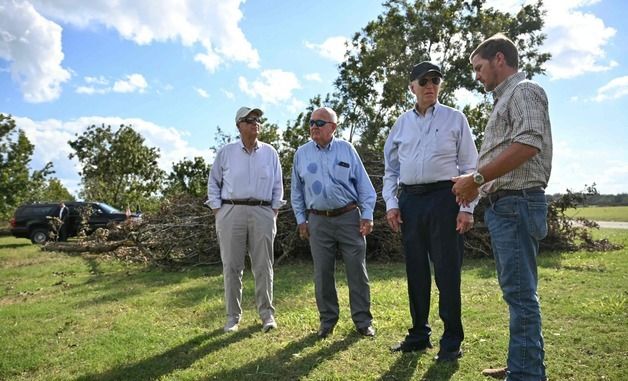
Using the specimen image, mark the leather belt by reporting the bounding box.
[308,202,357,217]
[222,199,271,206]
[487,187,545,204]
[400,180,453,195]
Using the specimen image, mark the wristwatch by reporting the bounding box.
[472,171,485,185]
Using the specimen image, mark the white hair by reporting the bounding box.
[314,107,338,123]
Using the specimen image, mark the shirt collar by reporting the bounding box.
[413,101,440,117]
[314,136,335,150]
[492,72,526,103]
[239,139,259,152]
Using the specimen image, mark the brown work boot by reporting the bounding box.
[481,367,508,379]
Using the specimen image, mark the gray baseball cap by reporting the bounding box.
[235,106,263,123]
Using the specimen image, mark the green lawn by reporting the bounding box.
[566,205,628,222]
[1,231,627,381]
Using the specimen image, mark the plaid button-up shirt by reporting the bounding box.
[479,72,553,193]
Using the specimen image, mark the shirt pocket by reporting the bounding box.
[433,128,457,156]
[332,162,351,186]
[256,165,272,192]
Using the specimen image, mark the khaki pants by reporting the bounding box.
[215,204,276,322]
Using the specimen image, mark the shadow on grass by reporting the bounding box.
[74,326,257,381]
[420,359,460,380]
[0,242,32,250]
[377,351,425,381]
[204,333,360,380]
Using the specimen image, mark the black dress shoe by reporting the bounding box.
[357,325,376,337]
[317,325,335,338]
[390,340,433,353]
[434,348,463,362]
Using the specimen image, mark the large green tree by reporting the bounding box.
[333,0,549,151]
[0,114,53,219]
[68,124,165,209]
[164,157,211,198]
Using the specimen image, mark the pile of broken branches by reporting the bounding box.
[42,178,621,266]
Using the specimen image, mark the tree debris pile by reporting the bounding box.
[42,182,621,265]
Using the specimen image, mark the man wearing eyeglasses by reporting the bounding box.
[383,61,478,361]
[291,107,377,339]
[207,106,284,334]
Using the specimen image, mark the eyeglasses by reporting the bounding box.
[309,119,334,128]
[418,77,442,87]
[239,117,261,124]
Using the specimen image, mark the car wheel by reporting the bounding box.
[30,228,49,244]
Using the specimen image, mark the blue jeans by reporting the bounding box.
[485,191,548,381]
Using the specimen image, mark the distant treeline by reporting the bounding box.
[548,193,628,206]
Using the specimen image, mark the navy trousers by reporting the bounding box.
[399,187,464,351]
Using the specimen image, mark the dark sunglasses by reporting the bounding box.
[309,119,334,128]
[418,77,442,86]
[239,117,261,124]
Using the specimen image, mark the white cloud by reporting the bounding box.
[28,0,259,73]
[305,36,351,62]
[112,73,147,93]
[304,73,322,82]
[239,69,301,104]
[543,2,617,79]
[487,0,616,80]
[74,73,147,95]
[14,115,212,197]
[453,88,485,108]
[592,76,628,102]
[0,0,71,102]
[195,87,209,98]
[84,75,108,85]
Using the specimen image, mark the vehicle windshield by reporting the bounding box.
[96,202,122,214]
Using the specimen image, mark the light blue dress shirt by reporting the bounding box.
[207,139,284,209]
[291,137,376,225]
[383,102,478,212]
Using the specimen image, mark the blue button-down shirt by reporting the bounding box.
[207,139,284,209]
[291,137,376,225]
[383,102,478,212]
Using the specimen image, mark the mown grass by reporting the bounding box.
[566,205,628,222]
[1,229,627,381]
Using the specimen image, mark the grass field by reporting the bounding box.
[566,205,628,222]
[1,230,627,381]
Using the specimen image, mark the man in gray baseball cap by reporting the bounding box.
[234,106,263,124]
[207,106,285,333]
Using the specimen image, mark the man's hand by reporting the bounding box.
[298,222,309,240]
[451,174,480,207]
[456,211,474,234]
[386,208,403,233]
[273,208,278,217]
[211,208,220,216]
[360,219,374,236]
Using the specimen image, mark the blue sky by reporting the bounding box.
[1,0,627,196]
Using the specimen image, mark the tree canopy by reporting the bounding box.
[332,0,549,151]
[0,114,54,219]
[68,124,165,209]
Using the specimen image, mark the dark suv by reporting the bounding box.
[9,201,135,244]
